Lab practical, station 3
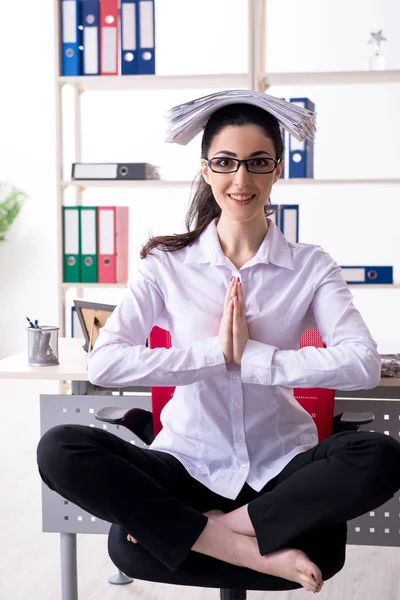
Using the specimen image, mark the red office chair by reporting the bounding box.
[96,328,374,599]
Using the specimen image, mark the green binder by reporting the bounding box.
[63,207,81,282]
[79,206,98,283]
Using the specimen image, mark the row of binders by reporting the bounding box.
[63,206,129,283]
[280,98,315,179]
[61,0,155,76]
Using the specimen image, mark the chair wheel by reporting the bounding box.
[108,570,134,585]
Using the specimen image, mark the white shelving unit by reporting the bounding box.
[63,178,400,190]
[54,0,400,336]
[54,0,258,335]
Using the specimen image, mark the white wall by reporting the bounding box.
[1,0,399,358]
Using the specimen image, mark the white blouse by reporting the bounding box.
[88,218,381,500]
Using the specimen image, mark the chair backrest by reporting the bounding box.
[149,327,335,442]
[148,326,174,437]
[293,328,335,442]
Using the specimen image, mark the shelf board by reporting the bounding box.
[348,284,400,289]
[59,70,400,91]
[58,73,249,91]
[63,179,193,189]
[62,283,400,290]
[262,69,400,87]
[62,178,400,189]
[62,283,127,290]
[277,178,400,185]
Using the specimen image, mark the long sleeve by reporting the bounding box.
[88,255,226,388]
[241,249,382,391]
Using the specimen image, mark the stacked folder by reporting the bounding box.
[63,206,129,283]
[61,0,156,76]
[165,90,316,147]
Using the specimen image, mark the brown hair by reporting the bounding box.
[140,103,284,259]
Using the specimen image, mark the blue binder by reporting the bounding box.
[121,0,139,75]
[340,266,393,284]
[289,97,315,178]
[138,0,155,74]
[61,0,82,76]
[82,0,100,75]
[269,205,299,243]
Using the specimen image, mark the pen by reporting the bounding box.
[26,317,35,328]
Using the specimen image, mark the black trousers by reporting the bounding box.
[37,425,400,574]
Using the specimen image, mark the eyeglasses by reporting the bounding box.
[205,156,281,174]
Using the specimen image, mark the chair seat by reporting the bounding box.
[108,524,345,592]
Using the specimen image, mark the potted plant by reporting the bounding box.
[0,183,27,242]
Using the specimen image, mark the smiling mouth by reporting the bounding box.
[228,194,256,204]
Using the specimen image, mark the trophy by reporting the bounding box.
[368,30,387,70]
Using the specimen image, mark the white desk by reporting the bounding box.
[0,338,88,381]
[1,338,399,600]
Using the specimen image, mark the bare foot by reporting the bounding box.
[251,540,324,593]
[204,511,323,593]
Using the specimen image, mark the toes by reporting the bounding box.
[311,576,323,594]
[299,574,318,592]
[311,569,323,587]
[300,571,324,593]
[303,582,318,593]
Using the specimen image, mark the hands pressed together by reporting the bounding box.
[218,276,250,365]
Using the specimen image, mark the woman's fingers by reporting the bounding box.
[224,277,236,311]
[237,280,244,317]
[219,277,237,363]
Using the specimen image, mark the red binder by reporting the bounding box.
[148,326,175,437]
[115,206,129,284]
[98,207,116,283]
[100,0,119,75]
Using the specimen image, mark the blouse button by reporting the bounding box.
[205,356,214,365]
[233,373,240,380]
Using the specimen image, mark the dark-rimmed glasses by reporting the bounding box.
[205,156,281,174]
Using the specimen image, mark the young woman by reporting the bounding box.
[37,101,400,594]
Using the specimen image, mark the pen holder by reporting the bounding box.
[27,326,60,366]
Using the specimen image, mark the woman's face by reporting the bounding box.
[201,123,283,224]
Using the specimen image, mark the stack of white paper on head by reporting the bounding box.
[165,89,317,146]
